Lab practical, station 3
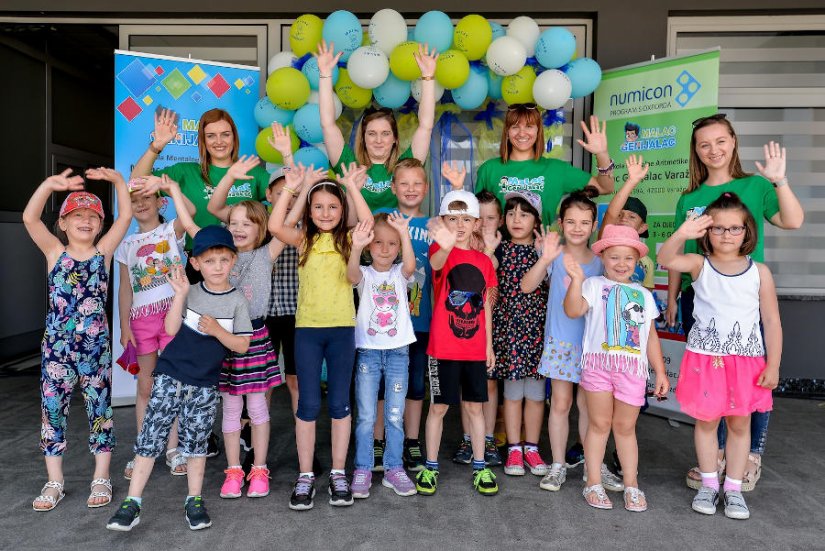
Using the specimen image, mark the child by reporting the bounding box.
[269,162,373,510]
[452,189,504,467]
[207,157,301,499]
[116,175,195,480]
[563,224,669,512]
[25,168,131,511]
[599,154,654,289]
[106,224,252,531]
[491,191,550,478]
[348,213,418,498]
[417,190,499,496]
[658,192,780,520]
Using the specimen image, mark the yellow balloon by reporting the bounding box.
[454,15,493,61]
[435,50,470,89]
[389,41,422,81]
[502,66,537,105]
[289,14,324,57]
[335,68,373,109]
[266,67,311,110]
[255,125,300,164]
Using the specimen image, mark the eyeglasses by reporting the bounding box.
[709,225,745,236]
[448,290,483,309]
[691,113,727,127]
[507,103,538,112]
[373,295,398,306]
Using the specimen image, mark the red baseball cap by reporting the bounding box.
[59,191,104,219]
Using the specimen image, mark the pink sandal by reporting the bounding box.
[583,484,613,510]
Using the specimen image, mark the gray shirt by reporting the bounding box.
[230,245,275,320]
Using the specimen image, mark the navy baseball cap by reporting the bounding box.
[622,196,649,238]
[192,225,237,257]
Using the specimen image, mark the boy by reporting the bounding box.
[107,225,252,531]
[417,190,499,496]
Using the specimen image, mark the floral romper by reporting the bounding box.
[40,251,115,455]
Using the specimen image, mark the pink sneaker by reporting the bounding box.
[523,448,549,476]
[220,467,245,498]
[247,466,270,498]
[504,447,525,476]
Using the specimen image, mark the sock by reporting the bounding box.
[551,462,564,469]
[405,438,420,446]
[227,464,242,470]
[472,459,485,471]
[253,464,267,469]
[485,434,494,442]
[524,442,538,452]
[425,460,439,471]
[508,443,522,451]
[700,471,720,491]
[299,472,315,479]
[723,476,742,493]
[126,495,142,506]
[463,434,471,443]
[330,469,345,476]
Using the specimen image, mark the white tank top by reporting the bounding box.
[686,257,764,357]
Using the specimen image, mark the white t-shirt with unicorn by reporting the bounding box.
[355,264,416,350]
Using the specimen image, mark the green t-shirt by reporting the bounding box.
[475,157,592,223]
[673,174,780,289]
[154,162,269,249]
[333,144,414,212]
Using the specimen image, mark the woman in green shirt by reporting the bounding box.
[315,41,438,212]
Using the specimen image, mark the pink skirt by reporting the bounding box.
[676,350,773,422]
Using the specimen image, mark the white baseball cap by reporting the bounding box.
[439,190,480,218]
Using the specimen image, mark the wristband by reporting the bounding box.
[149,142,164,155]
[597,158,615,175]
[282,187,297,196]
[484,247,495,255]
[421,75,434,81]
[319,74,332,79]
[772,177,788,188]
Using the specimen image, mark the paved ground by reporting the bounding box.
[2,367,824,551]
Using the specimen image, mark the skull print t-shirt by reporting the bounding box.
[355,264,416,350]
[427,243,498,361]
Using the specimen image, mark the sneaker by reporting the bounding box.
[184,496,212,530]
[723,490,750,520]
[219,467,245,499]
[246,466,270,498]
[691,486,720,515]
[206,433,221,459]
[239,423,252,452]
[484,440,503,467]
[415,468,439,496]
[565,442,584,468]
[473,467,499,496]
[403,440,425,472]
[612,449,623,477]
[289,475,316,511]
[503,447,525,476]
[539,464,567,492]
[351,469,372,499]
[452,438,472,465]
[523,448,549,476]
[382,468,417,496]
[328,472,353,507]
[371,440,385,473]
[583,464,625,492]
[106,498,141,532]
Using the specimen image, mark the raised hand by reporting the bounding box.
[268,122,294,158]
[427,216,457,250]
[676,214,714,240]
[85,167,126,186]
[482,225,502,253]
[166,264,189,296]
[754,141,786,184]
[44,168,85,192]
[227,155,260,181]
[563,253,585,281]
[284,163,307,192]
[387,211,411,234]
[536,227,562,263]
[625,154,650,183]
[413,43,439,77]
[315,40,343,76]
[153,108,178,148]
[351,219,375,250]
[441,161,467,191]
[155,174,181,194]
[340,162,368,191]
[305,165,329,186]
[577,115,608,156]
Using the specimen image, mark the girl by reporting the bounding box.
[316,40,438,211]
[666,115,802,491]
[348,213,418,498]
[659,192,781,520]
[563,224,669,512]
[269,162,373,510]
[24,168,131,511]
[490,191,549,478]
[116,175,196,479]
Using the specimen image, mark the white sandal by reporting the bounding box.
[88,478,113,508]
[33,480,65,512]
[124,459,135,481]
[742,453,762,492]
[165,448,188,476]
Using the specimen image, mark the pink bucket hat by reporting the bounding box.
[592,224,649,257]
[59,191,104,219]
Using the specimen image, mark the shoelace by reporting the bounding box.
[524,450,544,466]
[224,468,244,482]
[475,469,496,484]
[389,470,410,484]
[353,471,369,485]
[247,467,270,482]
[330,474,349,493]
[294,477,313,495]
[506,449,522,465]
[418,470,436,485]
[548,465,564,478]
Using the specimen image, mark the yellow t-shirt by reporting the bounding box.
[296,233,355,328]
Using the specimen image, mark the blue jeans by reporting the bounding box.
[354,347,409,471]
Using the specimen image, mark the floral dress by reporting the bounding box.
[492,240,548,380]
[40,251,115,456]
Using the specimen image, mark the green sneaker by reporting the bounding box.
[473,467,499,496]
[415,468,439,496]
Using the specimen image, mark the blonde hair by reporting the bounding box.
[228,200,269,247]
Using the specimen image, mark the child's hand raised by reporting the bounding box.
[563,253,585,281]
[340,162,368,191]
[86,167,126,186]
[482,225,502,253]
[315,40,343,76]
[153,108,178,148]
[227,155,260,181]
[625,154,650,184]
[441,162,466,191]
[535,226,562,263]
[268,122,294,158]
[44,168,85,192]
[387,211,411,234]
[284,163,307,191]
[427,217,457,250]
[166,264,190,296]
[155,174,181,194]
[677,214,714,240]
[351,219,374,250]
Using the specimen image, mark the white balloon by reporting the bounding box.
[532,69,572,110]
[411,77,445,103]
[306,90,343,119]
[506,16,541,57]
[310,142,329,157]
[368,9,408,56]
[268,51,298,74]
[485,36,527,77]
[347,46,391,89]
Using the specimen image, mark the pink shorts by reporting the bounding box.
[580,366,647,407]
[130,310,174,356]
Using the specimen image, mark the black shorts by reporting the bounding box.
[265,315,296,376]
[428,359,488,406]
